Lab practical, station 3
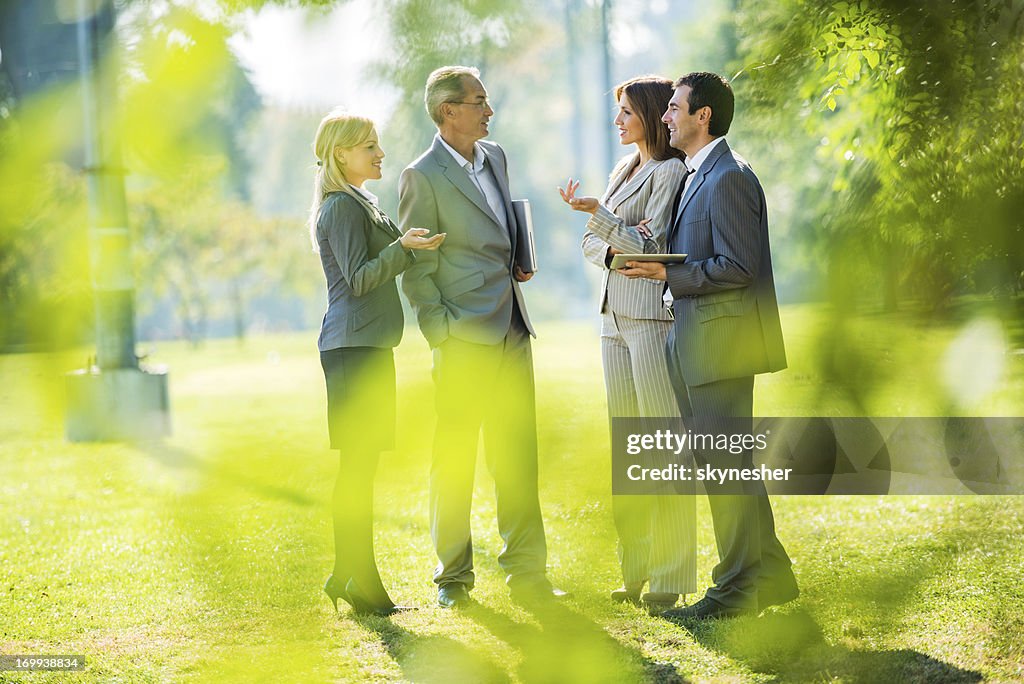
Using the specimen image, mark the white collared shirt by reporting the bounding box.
[437,135,509,230]
[682,136,727,195]
[351,185,379,207]
[672,136,727,224]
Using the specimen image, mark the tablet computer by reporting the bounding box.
[609,253,688,270]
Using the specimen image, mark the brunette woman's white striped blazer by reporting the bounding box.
[581,154,688,320]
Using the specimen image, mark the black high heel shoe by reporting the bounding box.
[324,575,352,611]
[324,576,414,617]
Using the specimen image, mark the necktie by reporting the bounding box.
[682,165,696,189]
[676,167,695,219]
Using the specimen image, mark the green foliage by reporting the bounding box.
[0,3,311,348]
[120,8,238,178]
[0,65,94,350]
[117,6,314,342]
[734,0,1024,311]
[0,162,92,350]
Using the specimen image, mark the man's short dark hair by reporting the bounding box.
[673,72,734,137]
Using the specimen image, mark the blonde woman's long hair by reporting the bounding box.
[308,109,376,252]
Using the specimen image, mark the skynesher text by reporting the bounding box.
[626,463,792,483]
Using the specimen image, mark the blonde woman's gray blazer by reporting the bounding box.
[581,155,688,320]
[316,191,413,352]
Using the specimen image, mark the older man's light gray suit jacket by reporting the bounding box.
[582,154,687,320]
[399,135,534,348]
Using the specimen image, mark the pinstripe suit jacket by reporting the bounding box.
[582,154,687,320]
[665,140,787,386]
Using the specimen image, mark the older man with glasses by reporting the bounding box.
[399,65,567,609]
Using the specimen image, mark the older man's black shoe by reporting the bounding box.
[661,596,748,621]
[437,583,471,609]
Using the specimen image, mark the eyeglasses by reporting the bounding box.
[448,99,491,109]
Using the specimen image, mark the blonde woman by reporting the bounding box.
[311,109,444,616]
[558,76,696,613]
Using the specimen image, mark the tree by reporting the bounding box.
[0,2,93,350]
[118,6,318,343]
[130,155,314,343]
[732,0,1024,310]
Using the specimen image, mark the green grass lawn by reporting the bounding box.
[2,305,1023,683]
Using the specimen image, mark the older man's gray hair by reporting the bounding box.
[425,65,481,126]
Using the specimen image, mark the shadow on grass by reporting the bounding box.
[836,499,1021,641]
[353,599,690,683]
[671,609,981,684]
[465,600,690,684]
[139,440,315,507]
[356,616,511,684]
[657,499,1024,682]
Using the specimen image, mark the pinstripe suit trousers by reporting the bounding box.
[601,311,697,594]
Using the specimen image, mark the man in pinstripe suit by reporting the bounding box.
[620,72,798,620]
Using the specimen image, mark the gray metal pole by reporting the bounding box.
[65,0,170,442]
[77,0,136,370]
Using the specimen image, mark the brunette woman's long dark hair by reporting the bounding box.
[615,76,685,162]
